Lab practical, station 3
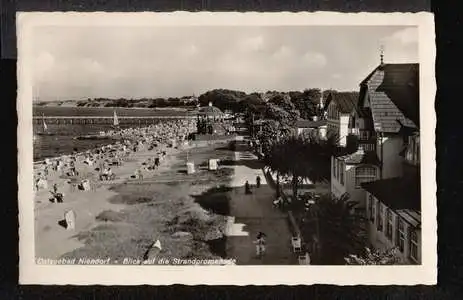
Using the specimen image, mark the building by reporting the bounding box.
[362,129,420,264]
[331,62,419,214]
[196,102,225,134]
[296,119,327,139]
[324,91,359,146]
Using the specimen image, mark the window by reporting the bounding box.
[340,161,344,185]
[409,229,419,262]
[359,130,370,140]
[368,195,375,222]
[355,167,377,188]
[376,202,383,232]
[386,209,393,241]
[396,218,406,252]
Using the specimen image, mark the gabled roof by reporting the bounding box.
[296,119,327,128]
[361,176,420,212]
[359,63,419,133]
[324,92,359,114]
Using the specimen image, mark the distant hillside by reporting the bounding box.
[33,88,359,119]
[34,96,198,108]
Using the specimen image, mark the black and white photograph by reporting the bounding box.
[17,12,436,285]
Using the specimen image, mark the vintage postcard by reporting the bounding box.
[17,12,436,285]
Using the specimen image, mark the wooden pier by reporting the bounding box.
[33,115,196,126]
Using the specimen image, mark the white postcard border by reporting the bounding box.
[17,11,436,285]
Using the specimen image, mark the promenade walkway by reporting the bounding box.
[224,138,296,265]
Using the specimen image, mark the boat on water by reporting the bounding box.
[111,109,120,129]
[36,114,56,136]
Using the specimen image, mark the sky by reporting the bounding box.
[32,25,418,101]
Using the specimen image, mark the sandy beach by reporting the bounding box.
[34,121,242,263]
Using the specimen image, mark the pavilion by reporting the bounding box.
[196,102,225,134]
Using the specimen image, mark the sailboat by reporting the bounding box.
[112,110,120,129]
[37,114,55,136]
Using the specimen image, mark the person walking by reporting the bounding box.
[256,175,261,188]
[245,180,252,194]
[254,232,267,257]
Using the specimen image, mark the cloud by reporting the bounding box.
[34,51,55,76]
[301,52,327,68]
[179,44,199,57]
[382,27,418,45]
[272,45,292,60]
[238,35,265,52]
[31,26,418,100]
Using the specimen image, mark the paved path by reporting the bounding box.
[224,139,296,265]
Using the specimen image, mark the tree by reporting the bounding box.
[263,132,338,199]
[268,93,295,113]
[345,247,402,265]
[289,89,320,119]
[257,120,279,155]
[265,103,298,130]
[299,193,368,264]
[263,136,287,197]
[268,135,315,199]
[198,89,248,112]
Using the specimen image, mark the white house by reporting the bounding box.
[296,119,327,139]
[324,92,358,146]
[331,63,419,212]
[362,131,421,264]
[331,61,421,263]
[331,149,380,210]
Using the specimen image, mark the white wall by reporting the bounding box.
[339,114,350,146]
[345,164,367,208]
[330,156,346,198]
[331,158,378,210]
[377,135,404,179]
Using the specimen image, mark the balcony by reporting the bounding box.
[358,139,377,152]
[348,127,377,152]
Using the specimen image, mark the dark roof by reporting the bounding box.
[198,105,224,116]
[296,119,327,128]
[361,176,420,211]
[359,63,419,133]
[337,150,381,165]
[324,91,359,114]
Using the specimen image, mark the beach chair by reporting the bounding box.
[291,236,302,253]
[298,252,311,265]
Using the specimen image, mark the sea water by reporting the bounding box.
[32,106,194,161]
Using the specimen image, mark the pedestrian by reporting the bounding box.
[245,180,252,194]
[254,232,267,257]
[53,183,58,194]
[256,175,261,188]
